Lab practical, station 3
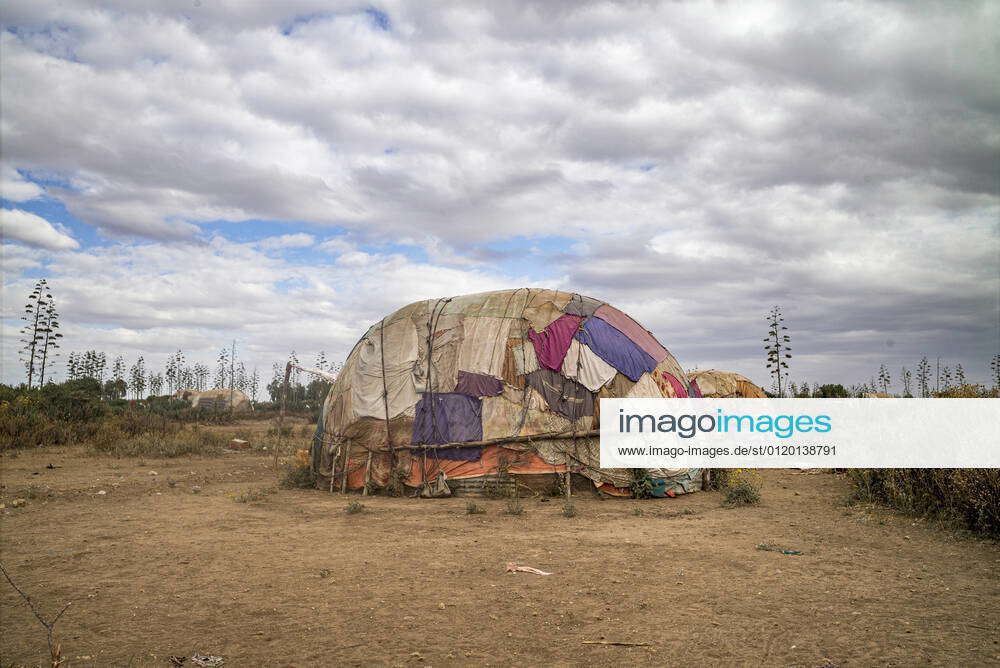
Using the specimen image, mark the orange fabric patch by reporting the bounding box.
[405,445,565,487]
[597,483,633,497]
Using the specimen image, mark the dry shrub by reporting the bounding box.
[723,478,762,507]
[712,469,762,507]
[847,469,1000,537]
[932,384,998,398]
[482,455,514,498]
[0,411,72,450]
[268,424,294,438]
[345,500,365,514]
[706,468,736,490]
[465,501,486,515]
[280,464,317,489]
[386,467,407,497]
[88,426,225,458]
[503,497,524,515]
[117,411,180,438]
[235,486,276,503]
[0,394,218,459]
[709,468,762,492]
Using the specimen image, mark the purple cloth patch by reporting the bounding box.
[454,370,504,397]
[431,446,482,462]
[527,313,583,371]
[574,317,657,382]
[412,393,483,454]
[525,368,594,420]
[661,372,689,398]
[689,379,703,398]
[593,304,668,363]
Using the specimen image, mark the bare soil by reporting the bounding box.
[1,443,998,667]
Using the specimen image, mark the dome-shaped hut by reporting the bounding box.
[312,289,703,498]
[686,369,767,398]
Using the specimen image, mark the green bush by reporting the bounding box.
[141,395,237,424]
[630,470,654,498]
[847,469,1000,537]
[39,378,106,421]
[0,379,108,450]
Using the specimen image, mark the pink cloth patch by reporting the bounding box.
[527,313,583,371]
[690,379,703,398]
[593,305,668,363]
[661,371,688,398]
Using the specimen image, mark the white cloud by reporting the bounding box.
[0,2,996,387]
[317,237,355,255]
[0,243,43,274]
[0,165,44,202]
[1,2,990,245]
[0,234,522,385]
[0,209,79,250]
[256,233,316,250]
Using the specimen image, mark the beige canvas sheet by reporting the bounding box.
[626,372,664,398]
[561,339,617,391]
[350,317,420,420]
[412,311,463,394]
[457,316,512,377]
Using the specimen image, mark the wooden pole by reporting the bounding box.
[369,318,391,496]
[274,361,291,470]
[340,442,350,494]
[328,442,337,493]
[393,429,598,452]
[362,450,374,496]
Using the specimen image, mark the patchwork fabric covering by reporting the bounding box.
[312,288,703,497]
[685,369,768,398]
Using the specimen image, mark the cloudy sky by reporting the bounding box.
[2,0,998,392]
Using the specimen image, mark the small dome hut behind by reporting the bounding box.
[686,369,768,398]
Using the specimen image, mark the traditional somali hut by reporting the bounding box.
[311,289,704,498]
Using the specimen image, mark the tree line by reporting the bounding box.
[17,279,343,404]
[765,305,1000,397]
[58,347,341,405]
[17,281,998,402]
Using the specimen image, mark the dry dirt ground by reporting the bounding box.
[1,444,998,667]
